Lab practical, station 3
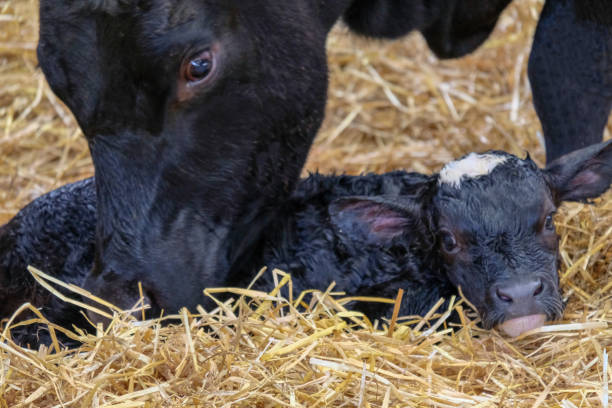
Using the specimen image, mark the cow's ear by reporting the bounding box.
[329,196,421,246]
[544,140,612,203]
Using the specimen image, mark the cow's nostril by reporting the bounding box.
[496,288,513,303]
[533,280,543,296]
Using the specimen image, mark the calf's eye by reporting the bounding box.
[440,229,460,254]
[182,50,214,83]
[544,213,555,231]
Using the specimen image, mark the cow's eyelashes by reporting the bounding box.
[181,50,214,84]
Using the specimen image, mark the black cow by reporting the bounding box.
[35,0,612,318]
[3,141,611,346]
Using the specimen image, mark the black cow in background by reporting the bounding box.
[529,0,612,162]
[346,0,612,161]
[35,0,612,319]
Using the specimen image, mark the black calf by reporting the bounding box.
[3,141,612,345]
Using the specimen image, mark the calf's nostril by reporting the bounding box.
[495,279,544,304]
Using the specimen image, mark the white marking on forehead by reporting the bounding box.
[439,153,508,187]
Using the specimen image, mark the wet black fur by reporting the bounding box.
[0,180,96,346]
[34,0,612,321]
[249,171,455,319]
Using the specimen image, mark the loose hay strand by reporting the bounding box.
[1,0,612,406]
[604,348,609,408]
[28,266,117,319]
[386,288,404,337]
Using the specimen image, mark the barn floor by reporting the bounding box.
[1,0,611,406]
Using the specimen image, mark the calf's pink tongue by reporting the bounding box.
[498,314,547,337]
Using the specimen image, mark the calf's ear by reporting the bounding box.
[544,140,612,203]
[328,196,420,246]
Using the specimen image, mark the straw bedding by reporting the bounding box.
[1,0,611,406]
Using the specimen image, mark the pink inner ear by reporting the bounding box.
[338,200,408,240]
[367,209,408,238]
[567,169,600,190]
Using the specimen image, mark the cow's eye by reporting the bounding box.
[544,213,555,231]
[182,50,214,83]
[440,229,460,254]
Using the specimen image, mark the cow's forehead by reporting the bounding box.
[148,0,235,28]
[438,152,509,188]
[65,0,243,34]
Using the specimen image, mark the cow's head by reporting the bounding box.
[37,0,344,315]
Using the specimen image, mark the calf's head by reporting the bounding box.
[329,140,612,336]
[36,0,348,314]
